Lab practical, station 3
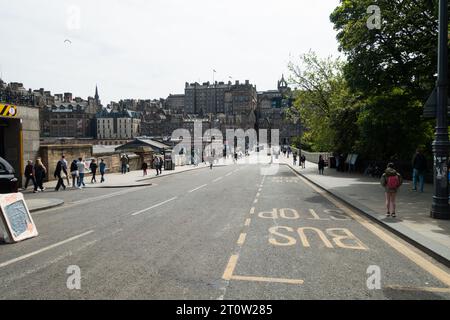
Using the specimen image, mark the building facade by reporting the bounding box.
[256,75,300,145]
[97,109,142,140]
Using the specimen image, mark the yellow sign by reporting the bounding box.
[0,104,17,118]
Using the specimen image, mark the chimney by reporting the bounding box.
[245,80,249,85]
[235,80,239,85]
[64,92,72,102]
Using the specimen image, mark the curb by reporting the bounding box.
[29,200,65,213]
[135,164,226,182]
[87,183,153,189]
[282,163,450,268]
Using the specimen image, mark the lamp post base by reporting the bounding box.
[431,196,450,220]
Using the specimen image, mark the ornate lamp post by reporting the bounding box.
[431,0,450,220]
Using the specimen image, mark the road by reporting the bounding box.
[1,162,450,299]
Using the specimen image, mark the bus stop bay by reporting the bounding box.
[255,208,368,250]
[257,208,352,221]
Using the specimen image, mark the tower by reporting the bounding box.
[277,74,288,92]
[94,85,101,107]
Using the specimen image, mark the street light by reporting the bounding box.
[431,0,450,220]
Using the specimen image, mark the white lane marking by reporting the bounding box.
[131,197,178,216]
[71,187,148,205]
[33,187,149,215]
[226,172,233,177]
[253,199,258,204]
[256,193,260,198]
[213,177,223,182]
[188,184,208,193]
[0,230,95,269]
[2,240,98,284]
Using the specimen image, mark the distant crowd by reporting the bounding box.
[23,155,108,192]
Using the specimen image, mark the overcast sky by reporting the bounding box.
[0,0,341,104]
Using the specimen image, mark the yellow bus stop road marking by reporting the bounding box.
[222,254,304,285]
[237,233,247,245]
[288,166,450,288]
[385,285,450,294]
[231,275,304,285]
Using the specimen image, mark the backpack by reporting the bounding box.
[387,175,400,189]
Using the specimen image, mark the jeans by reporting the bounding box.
[25,176,37,191]
[413,169,425,192]
[55,174,66,191]
[72,174,78,187]
[78,173,86,187]
[121,164,127,174]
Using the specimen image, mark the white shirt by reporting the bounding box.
[77,161,86,174]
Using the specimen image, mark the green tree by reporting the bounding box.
[288,51,359,153]
[330,0,440,161]
[330,0,440,99]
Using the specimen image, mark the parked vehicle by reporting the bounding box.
[0,157,18,193]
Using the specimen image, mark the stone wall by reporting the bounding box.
[39,143,144,181]
[39,144,93,181]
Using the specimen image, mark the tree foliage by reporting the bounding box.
[326,0,439,161]
[330,0,440,100]
[288,51,359,153]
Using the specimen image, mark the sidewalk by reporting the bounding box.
[279,156,450,266]
[34,163,218,190]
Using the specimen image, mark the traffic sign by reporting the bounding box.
[0,104,18,118]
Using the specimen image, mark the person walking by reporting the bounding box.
[121,155,128,175]
[301,155,306,169]
[159,156,164,175]
[90,159,98,183]
[412,149,427,193]
[70,159,79,189]
[54,156,68,191]
[380,163,403,218]
[142,161,148,176]
[61,155,70,187]
[24,160,38,193]
[153,156,160,176]
[293,153,297,166]
[34,158,47,192]
[99,159,106,183]
[77,157,86,189]
[318,155,325,175]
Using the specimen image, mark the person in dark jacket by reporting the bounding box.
[34,158,47,192]
[318,155,325,175]
[142,162,148,176]
[90,159,98,183]
[380,163,403,218]
[70,160,79,188]
[99,159,107,183]
[54,157,68,191]
[24,160,38,192]
[412,149,427,193]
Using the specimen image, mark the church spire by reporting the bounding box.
[94,84,101,106]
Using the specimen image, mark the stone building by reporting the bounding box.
[184,80,256,116]
[256,75,301,145]
[96,108,142,140]
[0,80,41,185]
[41,87,102,138]
[165,94,185,114]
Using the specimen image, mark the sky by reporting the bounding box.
[0,0,341,104]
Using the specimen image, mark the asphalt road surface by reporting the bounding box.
[1,163,450,299]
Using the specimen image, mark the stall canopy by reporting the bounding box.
[114,138,171,154]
